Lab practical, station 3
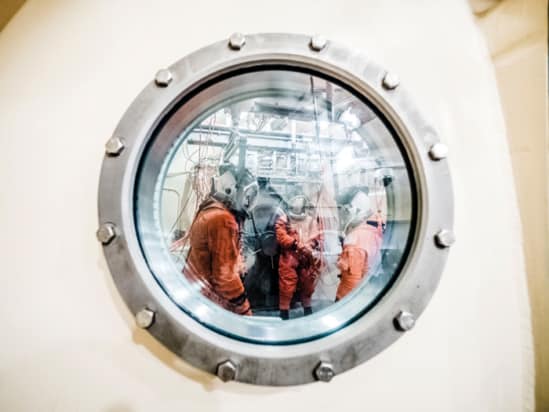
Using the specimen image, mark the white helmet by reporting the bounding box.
[347,190,372,220]
[339,187,373,233]
[212,164,258,215]
[287,195,308,220]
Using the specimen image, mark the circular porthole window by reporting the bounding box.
[98,33,454,385]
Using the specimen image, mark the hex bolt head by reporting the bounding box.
[310,35,327,52]
[135,308,155,329]
[394,310,416,331]
[154,69,173,87]
[216,360,237,382]
[314,361,335,382]
[382,72,400,90]
[228,32,246,50]
[96,223,116,244]
[435,229,456,248]
[429,143,449,161]
[105,136,125,156]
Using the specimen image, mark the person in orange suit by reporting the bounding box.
[275,195,322,320]
[336,189,383,301]
[182,164,258,315]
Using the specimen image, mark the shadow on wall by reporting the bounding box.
[468,0,501,15]
[104,405,134,412]
[0,0,26,31]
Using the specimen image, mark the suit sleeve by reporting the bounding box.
[275,214,296,249]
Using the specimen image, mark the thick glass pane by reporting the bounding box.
[136,69,414,343]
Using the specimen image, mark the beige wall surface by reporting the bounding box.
[0,1,534,411]
[473,0,548,409]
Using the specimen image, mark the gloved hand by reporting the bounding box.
[311,250,322,267]
[297,242,314,264]
[296,242,311,255]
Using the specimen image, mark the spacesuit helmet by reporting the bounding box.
[212,163,258,215]
[287,195,308,220]
[338,186,373,232]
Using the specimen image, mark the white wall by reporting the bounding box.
[0,1,534,411]
[474,1,548,408]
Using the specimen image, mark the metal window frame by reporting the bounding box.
[97,33,454,386]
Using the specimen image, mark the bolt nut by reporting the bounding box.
[228,33,246,50]
[435,229,456,248]
[105,136,125,156]
[96,223,116,244]
[429,143,448,161]
[382,72,400,90]
[136,308,155,329]
[216,360,237,382]
[394,310,415,331]
[155,69,173,87]
[314,361,335,382]
[310,35,327,52]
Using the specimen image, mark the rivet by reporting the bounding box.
[216,360,237,382]
[429,143,448,161]
[394,310,415,331]
[435,229,456,248]
[105,136,125,156]
[136,308,155,329]
[96,223,116,244]
[382,72,400,90]
[228,33,246,50]
[314,361,335,382]
[310,35,327,52]
[155,69,173,87]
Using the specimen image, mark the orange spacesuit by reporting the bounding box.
[336,217,383,301]
[275,202,322,318]
[184,198,251,315]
